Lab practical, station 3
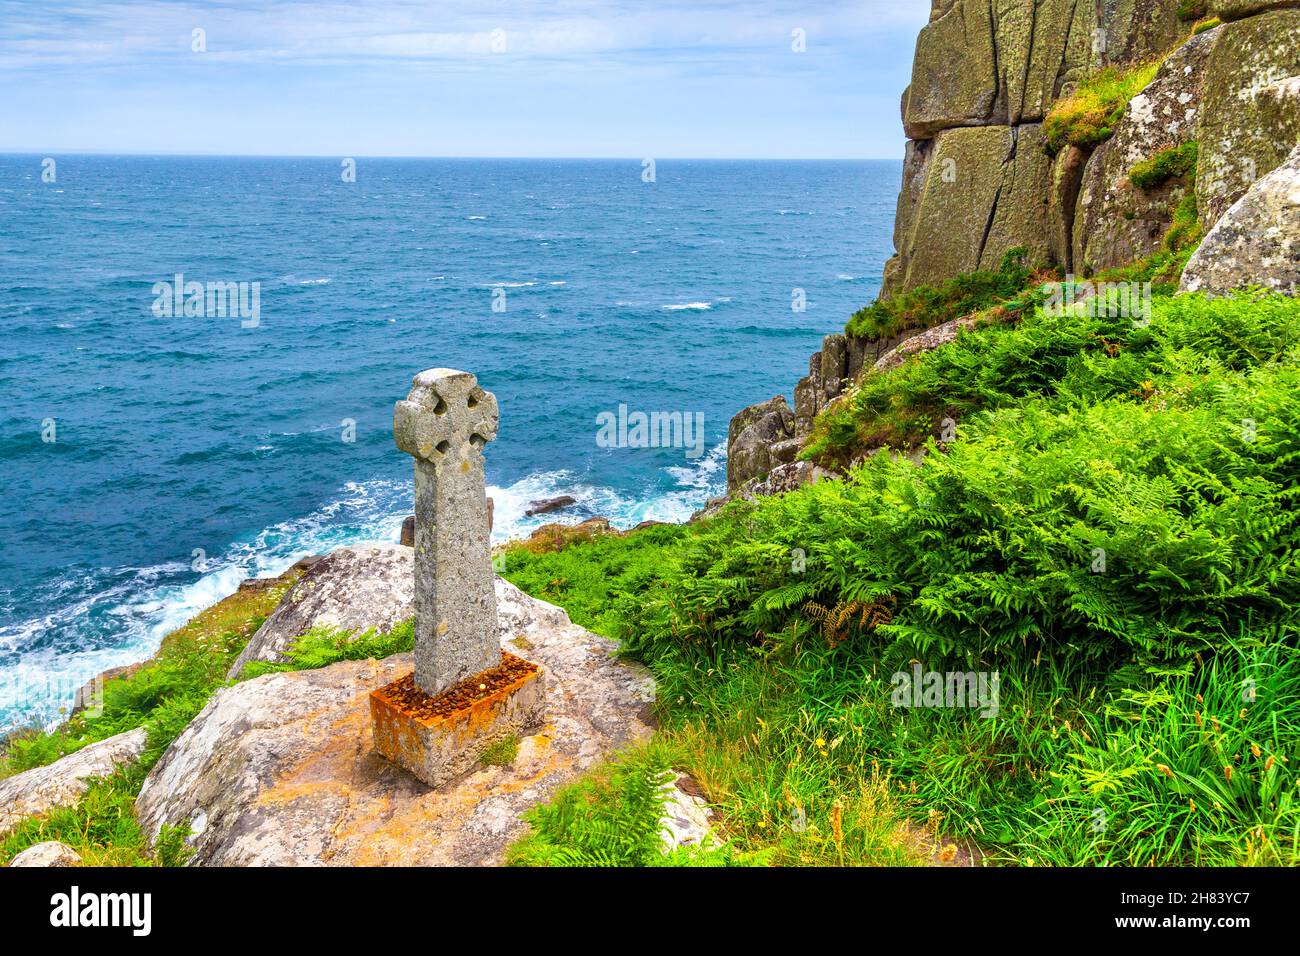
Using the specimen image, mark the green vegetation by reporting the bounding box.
[1,568,310,866]
[240,619,414,679]
[1129,142,1198,191]
[1192,17,1221,35]
[1177,0,1208,22]
[500,522,688,636]
[844,247,1043,342]
[0,572,298,782]
[1044,61,1162,156]
[480,735,519,767]
[507,291,1300,866]
[809,272,1282,459]
[0,762,194,867]
[1095,188,1203,286]
[506,742,763,866]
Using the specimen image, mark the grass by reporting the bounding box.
[0,566,415,866]
[505,290,1300,867]
[1129,142,1198,191]
[1044,61,1163,156]
[0,574,303,865]
[500,522,688,636]
[506,740,768,866]
[480,735,519,767]
[844,247,1043,342]
[239,619,414,679]
[1093,187,1203,285]
[0,570,299,782]
[810,222,1242,465]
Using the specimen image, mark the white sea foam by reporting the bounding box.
[0,454,726,730]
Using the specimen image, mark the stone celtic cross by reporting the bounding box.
[394,368,500,696]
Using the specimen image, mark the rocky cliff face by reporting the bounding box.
[890,0,1300,290]
[887,0,1186,291]
[720,0,1300,496]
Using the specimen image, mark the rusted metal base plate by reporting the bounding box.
[370,651,545,788]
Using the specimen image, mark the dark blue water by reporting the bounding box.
[0,155,897,728]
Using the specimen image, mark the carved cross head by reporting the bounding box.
[393,368,499,464]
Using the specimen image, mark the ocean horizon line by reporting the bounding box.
[0,149,903,163]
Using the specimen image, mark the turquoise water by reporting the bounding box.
[0,155,897,729]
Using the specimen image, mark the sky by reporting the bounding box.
[0,0,929,159]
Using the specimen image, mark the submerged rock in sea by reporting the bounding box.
[524,495,576,517]
[136,580,655,866]
[226,543,416,679]
[0,728,147,839]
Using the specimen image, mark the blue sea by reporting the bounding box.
[0,155,898,730]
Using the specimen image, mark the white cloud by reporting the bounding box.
[0,0,925,70]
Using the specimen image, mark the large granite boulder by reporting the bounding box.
[1073,27,1217,274]
[8,841,82,867]
[1195,9,1300,228]
[726,395,795,492]
[136,580,656,866]
[7,842,82,868]
[0,728,146,838]
[1180,141,1300,295]
[227,543,415,679]
[888,124,1054,292]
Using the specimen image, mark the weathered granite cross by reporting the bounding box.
[373,367,544,788]
[393,368,501,695]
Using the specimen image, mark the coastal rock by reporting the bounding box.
[1047,145,1089,271]
[660,774,714,851]
[0,728,147,838]
[883,0,1185,297]
[227,543,416,679]
[524,495,576,517]
[873,312,985,374]
[1195,9,1300,228]
[522,517,612,553]
[748,460,836,498]
[901,0,1153,138]
[726,395,795,492]
[1211,0,1300,19]
[237,575,282,594]
[1180,142,1300,295]
[8,841,83,867]
[903,0,1183,140]
[135,582,656,866]
[887,124,1054,293]
[695,459,837,520]
[1073,28,1216,274]
[71,662,145,717]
